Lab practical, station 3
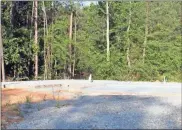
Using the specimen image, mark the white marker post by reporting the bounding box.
[88,74,92,82]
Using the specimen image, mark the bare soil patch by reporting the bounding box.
[1,88,69,129]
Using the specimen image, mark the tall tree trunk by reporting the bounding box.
[143,1,149,64]
[43,2,46,80]
[28,1,35,77]
[1,51,5,82]
[0,3,5,82]
[72,12,77,78]
[47,2,54,80]
[63,64,66,79]
[0,24,5,82]
[68,11,73,79]
[106,1,110,62]
[126,1,132,68]
[54,59,57,79]
[34,0,38,80]
[49,43,52,79]
[0,53,1,82]
[27,7,30,77]
[49,2,54,79]
[42,1,48,80]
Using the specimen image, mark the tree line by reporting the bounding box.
[0,1,181,82]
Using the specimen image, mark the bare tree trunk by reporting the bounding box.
[106,1,110,62]
[49,1,54,80]
[126,47,131,68]
[55,59,57,79]
[34,0,38,80]
[27,1,35,78]
[1,53,5,82]
[47,46,50,79]
[143,1,149,64]
[0,4,5,82]
[72,51,75,78]
[126,1,132,68]
[0,56,1,82]
[27,5,31,77]
[49,44,52,79]
[43,5,46,80]
[72,12,77,78]
[42,1,48,80]
[0,1,2,82]
[63,63,67,79]
[0,23,5,82]
[68,11,73,79]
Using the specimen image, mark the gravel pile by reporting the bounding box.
[7,95,181,129]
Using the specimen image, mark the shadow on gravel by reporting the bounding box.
[7,95,182,129]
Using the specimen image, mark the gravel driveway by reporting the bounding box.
[7,94,181,129]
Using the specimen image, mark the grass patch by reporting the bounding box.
[25,95,32,103]
[25,95,32,108]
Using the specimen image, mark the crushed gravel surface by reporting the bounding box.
[7,95,181,129]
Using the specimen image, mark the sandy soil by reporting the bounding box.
[1,88,69,129]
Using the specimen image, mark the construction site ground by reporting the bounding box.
[1,80,181,129]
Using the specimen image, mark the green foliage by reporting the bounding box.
[1,1,181,82]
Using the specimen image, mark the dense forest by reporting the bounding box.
[0,1,181,82]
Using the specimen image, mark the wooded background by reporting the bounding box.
[0,1,181,82]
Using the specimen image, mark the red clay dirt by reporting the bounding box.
[1,88,69,129]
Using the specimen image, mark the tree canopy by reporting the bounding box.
[1,1,181,82]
